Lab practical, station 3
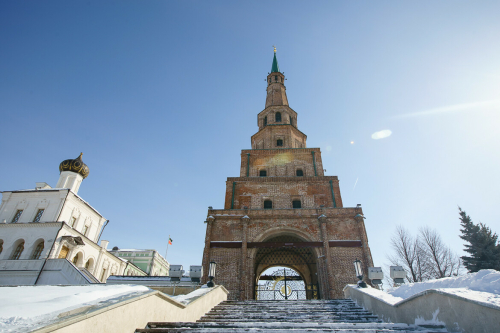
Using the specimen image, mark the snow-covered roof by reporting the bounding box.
[0,285,150,332]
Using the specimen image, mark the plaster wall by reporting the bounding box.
[0,223,60,260]
[33,286,229,333]
[344,285,500,333]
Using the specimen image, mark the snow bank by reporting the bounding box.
[0,285,150,333]
[389,269,500,299]
[351,270,500,308]
[171,286,213,305]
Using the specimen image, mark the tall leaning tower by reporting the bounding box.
[201,49,374,300]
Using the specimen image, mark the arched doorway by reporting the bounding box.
[252,234,320,300]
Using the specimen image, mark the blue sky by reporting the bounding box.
[1,1,499,270]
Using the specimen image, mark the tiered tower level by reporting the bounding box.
[202,50,373,300]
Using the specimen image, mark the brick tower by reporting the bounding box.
[201,49,374,300]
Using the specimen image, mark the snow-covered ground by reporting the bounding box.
[171,285,213,305]
[358,269,500,308]
[0,285,151,333]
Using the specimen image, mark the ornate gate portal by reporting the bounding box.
[256,268,318,300]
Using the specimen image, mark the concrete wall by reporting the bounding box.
[344,285,500,333]
[32,285,228,333]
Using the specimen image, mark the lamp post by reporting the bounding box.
[353,259,367,288]
[207,261,217,287]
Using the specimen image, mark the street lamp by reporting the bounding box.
[207,261,217,287]
[353,259,367,288]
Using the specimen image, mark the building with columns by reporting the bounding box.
[201,50,374,300]
[0,153,167,285]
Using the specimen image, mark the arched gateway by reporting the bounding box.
[201,50,374,300]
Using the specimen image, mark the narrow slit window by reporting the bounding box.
[264,200,273,209]
[11,210,23,223]
[296,169,304,176]
[275,112,281,122]
[292,200,302,208]
[33,209,44,223]
[290,115,293,126]
[260,170,267,177]
[264,116,267,126]
[277,139,283,147]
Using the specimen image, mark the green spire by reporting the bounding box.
[271,46,280,73]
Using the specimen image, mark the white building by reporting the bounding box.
[109,248,170,276]
[0,153,154,285]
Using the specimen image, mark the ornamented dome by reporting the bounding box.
[59,153,89,179]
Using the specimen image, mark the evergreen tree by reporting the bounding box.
[459,207,500,272]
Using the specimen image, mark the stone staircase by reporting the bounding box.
[135,299,448,332]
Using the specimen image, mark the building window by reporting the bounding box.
[11,242,24,260]
[0,241,3,255]
[275,75,278,82]
[85,260,91,269]
[11,210,23,223]
[82,225,89,236]
[33,209,44,223]
[264,116,267,126]
[292,200,302,208]
[70,217,77,227]
[277,139,283,147]
[275,112,281,122]
[72,256,78,265]
[296,169,304,176]
[260,170,267,177]
[264,200,273,209]
[31,241,44,259]
[290,115,293,126]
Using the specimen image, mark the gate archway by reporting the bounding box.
[252,234,320,300]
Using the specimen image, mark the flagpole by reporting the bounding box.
[165,234,170,260]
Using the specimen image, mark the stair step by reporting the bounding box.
[145,322,414,329]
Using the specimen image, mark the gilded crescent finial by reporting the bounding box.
[273,45,276,53]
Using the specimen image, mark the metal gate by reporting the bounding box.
[255,268,318,300]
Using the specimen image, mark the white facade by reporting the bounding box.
[109,249,170,276]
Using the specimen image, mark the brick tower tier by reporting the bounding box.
[201,49,374,300]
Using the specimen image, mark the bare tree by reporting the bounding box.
[388,225,462,283]
[388,226,425,283]
[419,227,462,278]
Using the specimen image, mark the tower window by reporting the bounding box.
[264,116,267,126]
[277,139,283,147]
[275,112,281,122]
[11,241,24,260]
[260,170,267,177]
[11,210,23,223]
[292,200,302,208]
[264,200,273,209]
[296,169,304,176]
[290,115,293,126]
[275,75,277,82]
[33,209,44,223]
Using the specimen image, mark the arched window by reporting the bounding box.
[11,241,24,260]
[292,200,302,209]
[85,260,90,269]
[275,112,281,122]
[264,116,267,126]
[72,255,78,265]
[277,139,283,147]
[264,200,273,209]
[259,170,267,177]
[296,169,304,176]
[31,241,44,259]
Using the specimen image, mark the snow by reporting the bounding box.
[355,269,500,308]
[0,285,150,333]
[389,269,500,298]
[171,287,213,305]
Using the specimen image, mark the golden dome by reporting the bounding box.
[59,153,89,179]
